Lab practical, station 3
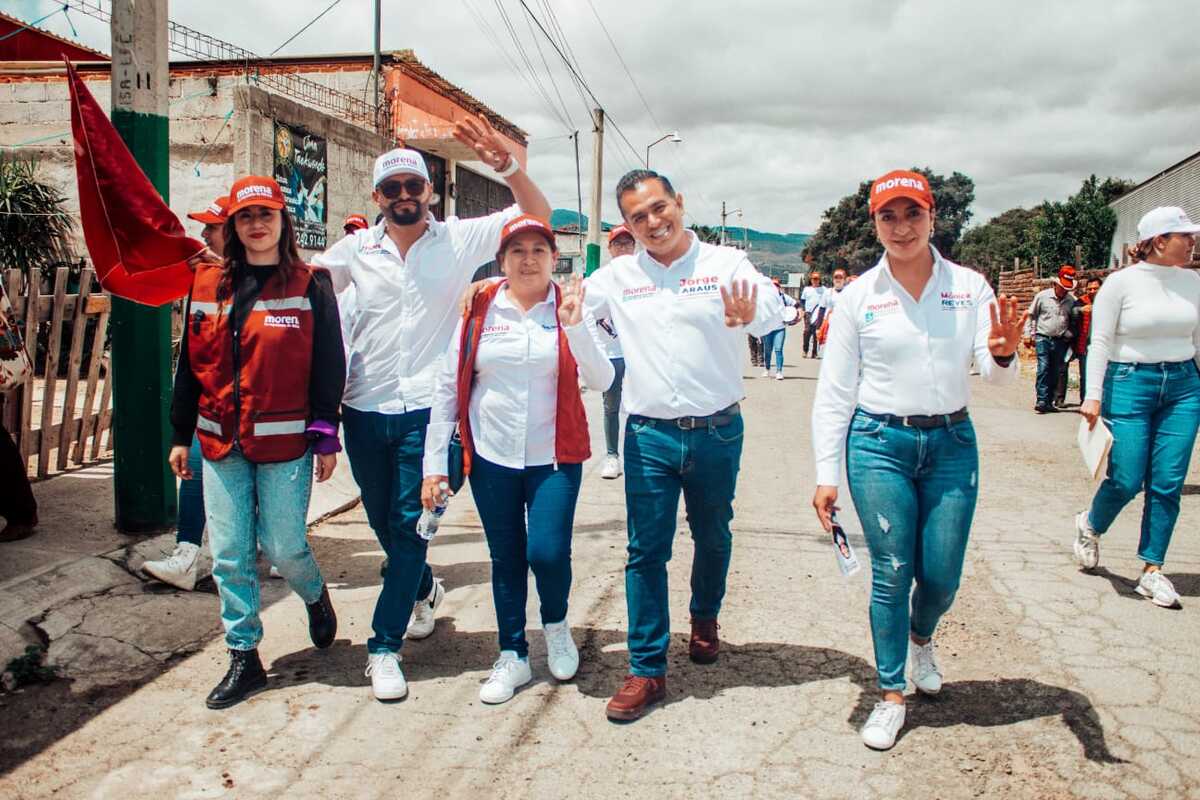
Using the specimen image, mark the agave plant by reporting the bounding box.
[0,153,76,293]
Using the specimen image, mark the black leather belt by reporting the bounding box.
[861,408,969,429]
[630,403,741,430]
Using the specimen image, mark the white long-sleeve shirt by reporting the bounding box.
[811,248,1018,486]
[583,233,783,419]
[1084,262,1200,402]
[313,206,521,414]
[423,284,614,474]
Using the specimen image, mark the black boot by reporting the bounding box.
[206,649,267,709]
[307,585,337,649]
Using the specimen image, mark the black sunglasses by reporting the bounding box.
[378,177,428,200]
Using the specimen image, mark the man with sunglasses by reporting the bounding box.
[314,115,551,703]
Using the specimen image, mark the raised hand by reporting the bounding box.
[719,279,758,328]
[186,247,223,272]
[452,114,514,172]
[988,294,1027,357]
[558,275,586,327]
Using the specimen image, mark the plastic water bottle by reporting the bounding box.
[416,481,450,540]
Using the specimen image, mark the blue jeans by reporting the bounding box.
[845,410,979,691]
[177,436,205,547]
[342,406,435,654]
[624,414,744,677]
[469,456,582,657]
[762,327,786,372]
[1088,361,1200,565]
[203,448,325,651]
[603,358,626,456]
[1035,335,1071,407]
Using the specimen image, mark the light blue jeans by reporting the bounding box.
[846,410,978,691]
[1088,361,1200,565]
[762,327,786,373]
[203,448,325,651]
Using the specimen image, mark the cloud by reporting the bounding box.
[19,0,1199,234]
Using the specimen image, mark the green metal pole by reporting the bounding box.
[585,243,601,277]
[109,0,176,532]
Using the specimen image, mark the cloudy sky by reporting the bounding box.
[12,0,1200,234]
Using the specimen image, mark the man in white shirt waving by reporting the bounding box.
[313,116,551,702]
[584,170,782,721]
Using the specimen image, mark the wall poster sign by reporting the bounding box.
[273,121,328,249]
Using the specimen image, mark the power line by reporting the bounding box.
[584,0,661,133]
[492,0,572,132]
[538,0,589,113]
[518,0,574,128]
[269,0,342,56]
[460,0,560,127]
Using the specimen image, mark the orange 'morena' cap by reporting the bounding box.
[226,176,285,216]
[187,196,229,225]
[343,213,370,232]
[608,224,634,244]
[869,169,934,215]
[498,214,557,252]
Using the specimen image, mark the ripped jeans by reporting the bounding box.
[845,409,978,691]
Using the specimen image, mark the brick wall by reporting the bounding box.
[998,267,1112,307]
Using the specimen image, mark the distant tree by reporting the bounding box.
[955,206,1044,284]
[1033,176,1136,270]
[802,167,975,274]
[689,223,721,244]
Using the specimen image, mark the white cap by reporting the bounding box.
[373,148,430,186]
[1137,206,1200,242]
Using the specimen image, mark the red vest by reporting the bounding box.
[456,281,591,475]
[187,262,315,463]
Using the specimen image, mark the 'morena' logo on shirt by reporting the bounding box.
[863,299,900,324]
[622,285,657,302]
[679,275,720,298]
[264,314,300,329]
[940,291,972,309]
[480,323,511,338]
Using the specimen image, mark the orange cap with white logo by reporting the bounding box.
[869,169,934,215]
[226,176,285,216]
[187,196,229,225]
[498,214,557,251]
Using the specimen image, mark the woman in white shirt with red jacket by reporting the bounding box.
[423,215,614,705]
[811,170,1025,751]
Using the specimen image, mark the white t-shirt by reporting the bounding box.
[584,233,782,419]
[423,284,613,473]
[801,285,827,314]
[811,248,1018,486]
[312,207,522,414]
[1084,262,1200,402]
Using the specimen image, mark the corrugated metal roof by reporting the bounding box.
[1109,149,1200,265]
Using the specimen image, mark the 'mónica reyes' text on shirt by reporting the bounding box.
[313,206,521,414]
[423,284,614,473]
[583,232,783,419]
[811,247,1018,486]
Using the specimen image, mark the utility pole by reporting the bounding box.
[372,0,381,124]
[585,108,604,277]
[109,0,175,531]
[720,202,742,248]
[573,130,584,274]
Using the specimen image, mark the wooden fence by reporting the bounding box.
[1,267,114,478]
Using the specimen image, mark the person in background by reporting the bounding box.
[748,333,764,369]
[313,117,551,703]
[811,169,1023,750]
[800,270,827,358]
[1073,277,1102,403]
[172,176,344,709]
[1075,207,1200,609]
[817,268,848,349]
[423,216,613,705]
[1024,265,1078,413]
[760,278,794,381]
[0,279,36,543]
[142,195,229,589]
[343,214,369,237]
[597,225,634,479]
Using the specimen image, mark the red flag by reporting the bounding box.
[67,60,202,306]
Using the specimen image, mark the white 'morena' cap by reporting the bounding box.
[373,148,430,186]
[1137,206,1200,242]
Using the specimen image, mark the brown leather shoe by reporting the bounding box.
[689,617,720,664]
[606,674,667,721]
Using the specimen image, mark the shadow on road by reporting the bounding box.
[1090,566,1200,600]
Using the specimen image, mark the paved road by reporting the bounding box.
[3,333,1199,799]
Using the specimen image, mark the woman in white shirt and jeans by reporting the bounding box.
[423,215,614,705]
[811,170,1025,750]
[1074,206,1200,608]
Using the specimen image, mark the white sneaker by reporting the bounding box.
[774,371,784,381]
[543,620,579,681]
[861,701,906,750]
[908,639,942,695]
[365,652,408,701]
[406,577,445,640]
[760,369,770,378]
[143,542,200,591]
[1073,511,1100,570]
[600,455,622,480]
[1136,570,1181,608]
[269,565,282,579]
[479,651,532,704]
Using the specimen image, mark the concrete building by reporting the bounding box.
[1109,148,1200,267]
[1,16,527,261]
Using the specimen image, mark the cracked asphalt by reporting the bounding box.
[2,335,1199,799]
